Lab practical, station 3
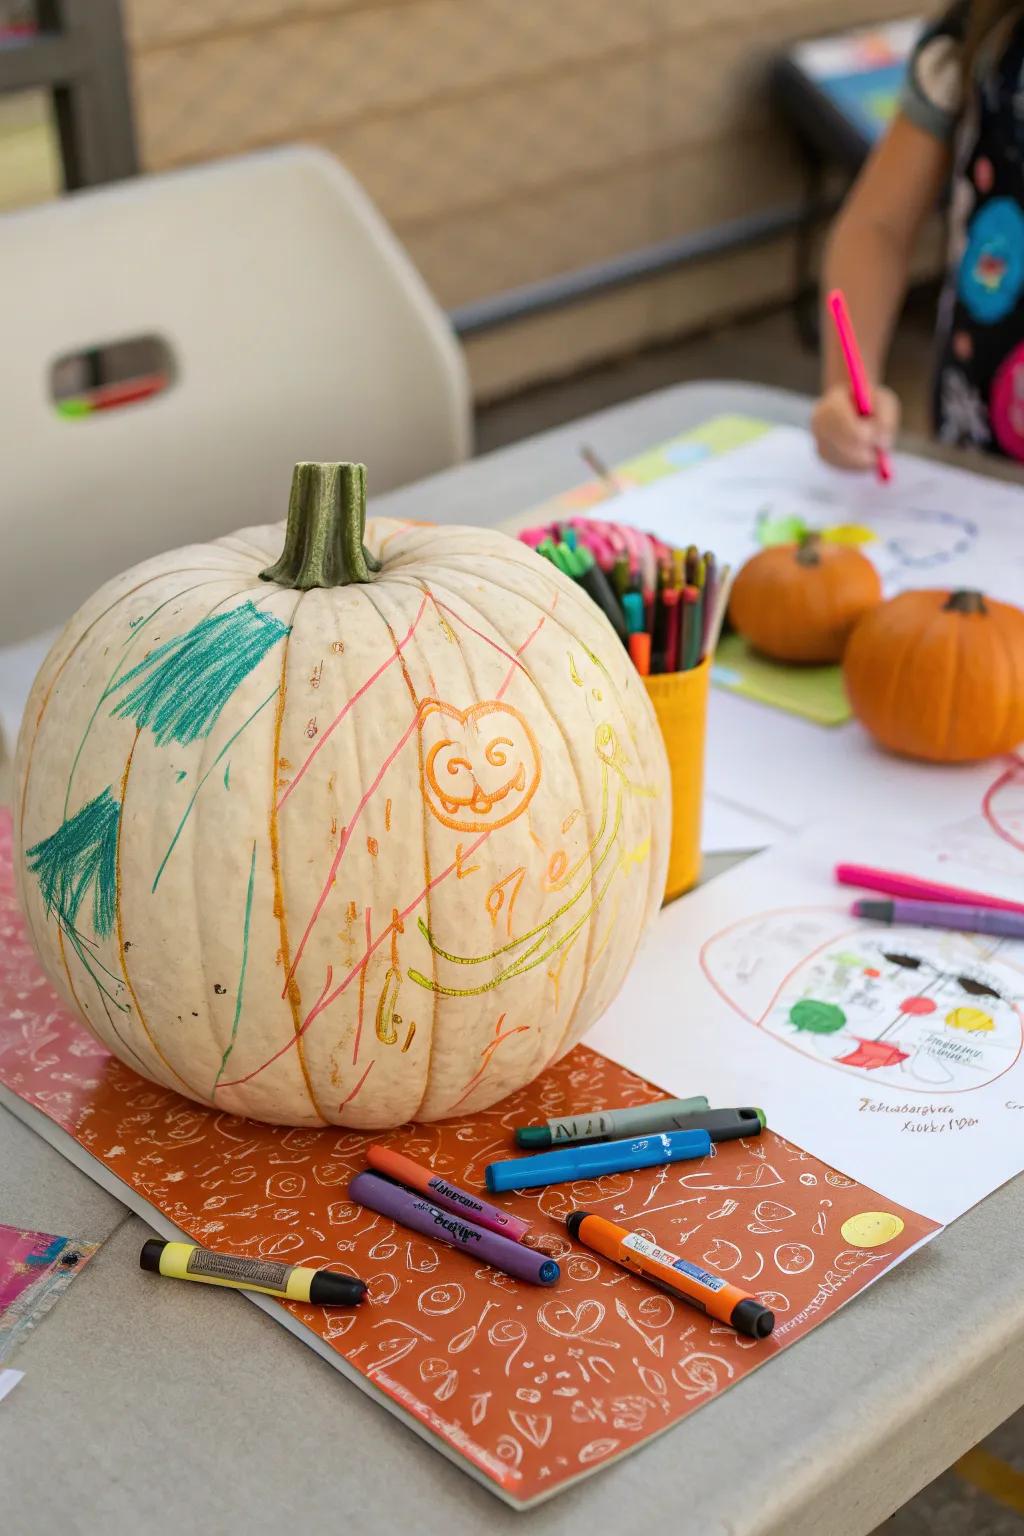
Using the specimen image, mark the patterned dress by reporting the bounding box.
[903,3,1024,458]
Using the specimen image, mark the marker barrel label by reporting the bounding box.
[186,1248,291,1289]
[550,1115,612,1142]
[622,1233,727,1293]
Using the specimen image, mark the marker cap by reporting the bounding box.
[308,1271,368,1305]
[730,1298,775,1338]
[565,1211,588,1239]
[139,1238,165,1274]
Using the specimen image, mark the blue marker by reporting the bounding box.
[484,1128,711,1192]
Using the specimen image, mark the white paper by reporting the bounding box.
[706,690,1024,883]
[0,1368,24,1403]
[588,424,1024,604]
[587,818,1024,1224]
[701,793,780,854]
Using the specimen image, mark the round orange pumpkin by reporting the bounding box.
[844,588,1024,763]
[729,534,881,664]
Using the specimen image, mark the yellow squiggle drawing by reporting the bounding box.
[408,724,658,998]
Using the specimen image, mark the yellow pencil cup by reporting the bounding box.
[643,658,710,902]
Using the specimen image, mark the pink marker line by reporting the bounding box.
[433,597,530,680]
[277,594,427,811]
[284,707,423,990]
[340,1059,375,1110]
[497,613,545,699]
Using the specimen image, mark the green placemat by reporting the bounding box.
[712,634,852,726]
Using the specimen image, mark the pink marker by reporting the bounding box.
[571,519,616,570]
[835,862,1024,916]
[827,288,893,483]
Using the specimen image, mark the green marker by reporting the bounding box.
[560,544,628,641]
[516,1095,725,1149]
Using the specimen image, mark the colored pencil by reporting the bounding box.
[580,443,622,495]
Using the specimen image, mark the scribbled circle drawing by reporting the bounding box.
[983,757,1024,854]
[671,1353,735,1399]
[494,1434,523,1469]
[958,197,1024,322]
[774,1242,814,1275]
[840,1211,905,1248]
[701,912,1024,1094]
[537,1298,606,1340]
[418,1281,466,1315]
[882,506,978,572]
[578,1437,621,1465]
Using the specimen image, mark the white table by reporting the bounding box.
[4,383,1023,1536]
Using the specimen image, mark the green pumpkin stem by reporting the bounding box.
[943,589,987,615]
[260,462,381,590]
[795,531,822,567]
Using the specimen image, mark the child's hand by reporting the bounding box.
[811,384,901,471]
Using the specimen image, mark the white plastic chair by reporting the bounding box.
[0,145,471,771]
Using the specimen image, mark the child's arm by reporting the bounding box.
[813,114,952,470]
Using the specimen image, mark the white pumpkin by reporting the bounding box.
[15,464,669,1127]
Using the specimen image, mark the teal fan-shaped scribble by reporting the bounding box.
[108,600,289,747]
[26,785,121,938]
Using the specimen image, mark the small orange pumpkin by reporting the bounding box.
[729,534,881,663]
[844,588,1024,763]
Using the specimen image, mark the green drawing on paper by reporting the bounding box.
[789,998,847,1035]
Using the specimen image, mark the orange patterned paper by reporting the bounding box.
[0,812,938,1505]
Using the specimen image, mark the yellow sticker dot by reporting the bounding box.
[946,1006,994,1033]
[841,1211,905,1248]
[823,523,877,547]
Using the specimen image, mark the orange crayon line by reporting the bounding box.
[268,621,328,1122]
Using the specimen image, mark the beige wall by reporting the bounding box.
[124,0,916,397]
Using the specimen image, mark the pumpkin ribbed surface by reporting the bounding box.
[843,588,1024,762]
[729,536,881,664]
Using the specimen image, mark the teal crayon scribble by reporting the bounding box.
[27,786,121,939]
[212,841,258,1092]
[65,587,199,819]
[176,770,187,783]
[223,762,231,790]
[151,686,278,892]
[109,601,289,748]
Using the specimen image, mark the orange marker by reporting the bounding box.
[628,629,651,677]
[366,1144,530,1241]
[566,1211,775,1338]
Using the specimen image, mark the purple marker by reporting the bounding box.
[349,1172,559,1286]
[365,1143,530,1241]
[853,897,1024,941]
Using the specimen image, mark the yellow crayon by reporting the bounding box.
[140,1239,366,1304]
